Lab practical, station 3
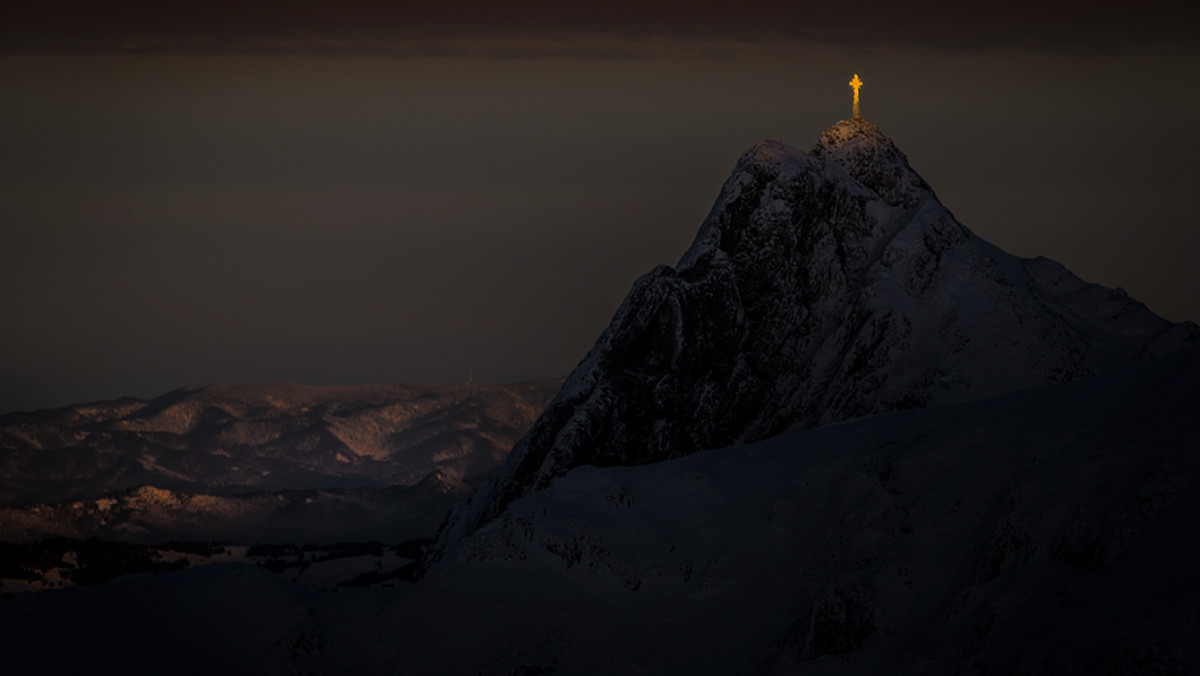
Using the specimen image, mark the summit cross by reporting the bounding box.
[849,74,863,118]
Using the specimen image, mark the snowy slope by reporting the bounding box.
[435,118,1198,551]
[0,563,367,675]
[9,348,1196,675]
[381,346,1200,675]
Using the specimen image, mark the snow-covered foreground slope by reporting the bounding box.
[382,347,1200,674]
[4,349,1197,674]
[0,563,396,675]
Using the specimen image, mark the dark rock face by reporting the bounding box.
[799,584,878,660]
[432,118,1198,552]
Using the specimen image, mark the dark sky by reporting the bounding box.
[3,2,1199,413]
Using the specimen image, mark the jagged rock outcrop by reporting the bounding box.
[433,118,1198,553]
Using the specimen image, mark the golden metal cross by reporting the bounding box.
[849,74,863,118]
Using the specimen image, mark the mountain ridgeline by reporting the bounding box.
[0,381,561,506]
[434,118,1198,553]
[0,381,561,542]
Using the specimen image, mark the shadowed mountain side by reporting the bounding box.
[382,347,1200,674]
[0,380,561,506]
[431,119,1199,555]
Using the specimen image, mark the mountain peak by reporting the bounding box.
[427,119,1199,560]
[743,118,888,160]
[816,117,888,147]
[813,118,930,208]
[729,119,928,217]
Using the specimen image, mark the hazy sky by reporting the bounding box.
[3,2,1199,413]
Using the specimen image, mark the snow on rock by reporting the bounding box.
[381,346,1200,675]
[0,563,340,675]
[432,118,1199,555]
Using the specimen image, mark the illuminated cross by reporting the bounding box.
[849,73,863,118]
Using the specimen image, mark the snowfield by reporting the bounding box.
[379,347,1200,674]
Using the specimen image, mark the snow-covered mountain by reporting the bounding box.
[380,344,1200,675]
[0,380,560,507]
[434,118,1198,552]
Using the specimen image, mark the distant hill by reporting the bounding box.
[0,472,467,545]
[0,380,561,505]
[0,380,560,543]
